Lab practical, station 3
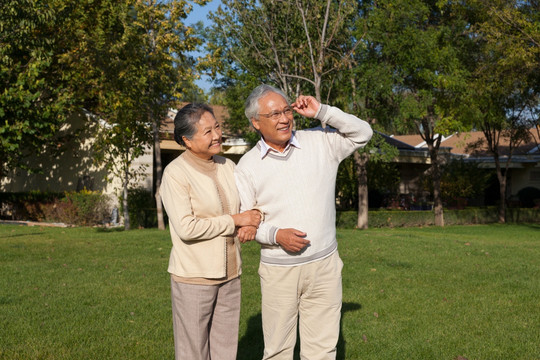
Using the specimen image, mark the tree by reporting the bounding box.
[339,1,404,229]
[336,132,400,228]
[207,0,358,106]
[208,0,383,227]
[2,0,205,229]
[464,0,540,222]
[67,0,205,230]
[363,0,473,226]
[0,0,78,179]
[131,0,208,230]
[423,159,492,207]
[92,110,152,231]
[79,0,152,230]
[354,134,399,228]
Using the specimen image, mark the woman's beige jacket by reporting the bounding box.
[160,152,241,279]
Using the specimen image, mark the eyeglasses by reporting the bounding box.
[257,107,294,121]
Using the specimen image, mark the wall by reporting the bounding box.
[510,164,540,195]
[0,113,154,203]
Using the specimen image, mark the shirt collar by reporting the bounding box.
[259,132,301,158]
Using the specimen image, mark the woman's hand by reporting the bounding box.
[237,225,257,243]
[232,209,261,227]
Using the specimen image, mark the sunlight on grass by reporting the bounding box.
[1,224,539,359]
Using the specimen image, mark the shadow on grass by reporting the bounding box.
[337,302,362,360]
[237,302,362,360]
[95,226,125,233]
[3,232,44,238]
[238,313,264,360]
[524,223,540,230]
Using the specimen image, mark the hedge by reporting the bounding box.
[336,207,540,229]
[3,191,539,228]
[0,190,112,226]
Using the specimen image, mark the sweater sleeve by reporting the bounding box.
[161,166,236,241]
[317,104,373,162]
[235,166,278,246]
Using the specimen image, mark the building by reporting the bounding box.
[391,129,540,201]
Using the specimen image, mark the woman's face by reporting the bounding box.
[183,111,222,160]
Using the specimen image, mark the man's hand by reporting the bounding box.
[291,95,320,119]
[276,228,310,253]
[237,226,257,243]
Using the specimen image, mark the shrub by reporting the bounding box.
[120,188,158,229]
[336,207,540,229]
[0,190,111,226]
[517,187,540,208]
[62,190,111,226]
[422,159,492,207]
[0,191,63,221]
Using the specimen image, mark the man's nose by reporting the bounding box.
[277,112,289,121]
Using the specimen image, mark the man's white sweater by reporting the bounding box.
[235,104,373,266]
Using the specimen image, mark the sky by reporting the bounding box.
[185,0,220,93]
[185,0,219,26]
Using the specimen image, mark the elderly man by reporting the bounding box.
[235,84,373,360]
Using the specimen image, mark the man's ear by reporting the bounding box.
[250,118,260,131]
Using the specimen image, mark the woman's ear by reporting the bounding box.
[182,136,191,149]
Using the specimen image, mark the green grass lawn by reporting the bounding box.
[1,224,539,360]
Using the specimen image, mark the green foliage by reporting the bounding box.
[336,155,400,211]
[517,187,540,208]
[364,0,473,134]
[336,132,401,211]
[336,207,540,229]
[59,190,111,226]
[422,159,492,205]
[338,210,436,228]
[461,0,540,221]
[206,0,359,130]
[362,0,477,225]
[0,191,63,221]
[0,190,111,225]
[0,0,78,178]
[1,0,205,229]
[74,0,206,229]
[119,188,163,229]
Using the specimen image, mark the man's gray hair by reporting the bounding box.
[244,84,289,123]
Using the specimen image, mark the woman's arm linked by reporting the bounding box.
[232,210,261,243]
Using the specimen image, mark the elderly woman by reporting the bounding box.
[160,103,261,360]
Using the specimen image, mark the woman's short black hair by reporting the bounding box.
[173,103,215,146]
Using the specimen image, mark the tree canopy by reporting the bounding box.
[1,0,79,178]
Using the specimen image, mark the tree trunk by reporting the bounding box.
[494,154,507,223]
[123,167,130,230]
[432,167,444,227]
[0,159,5,181]
[152,121,165,230]
[498,177,507,223]
[354,151,369,229]
[429,146,444,227]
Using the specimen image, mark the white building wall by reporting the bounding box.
[1,114,154,205]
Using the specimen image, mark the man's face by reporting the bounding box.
[251,92,293,152]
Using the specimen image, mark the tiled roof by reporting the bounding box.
[392,129,539,156]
